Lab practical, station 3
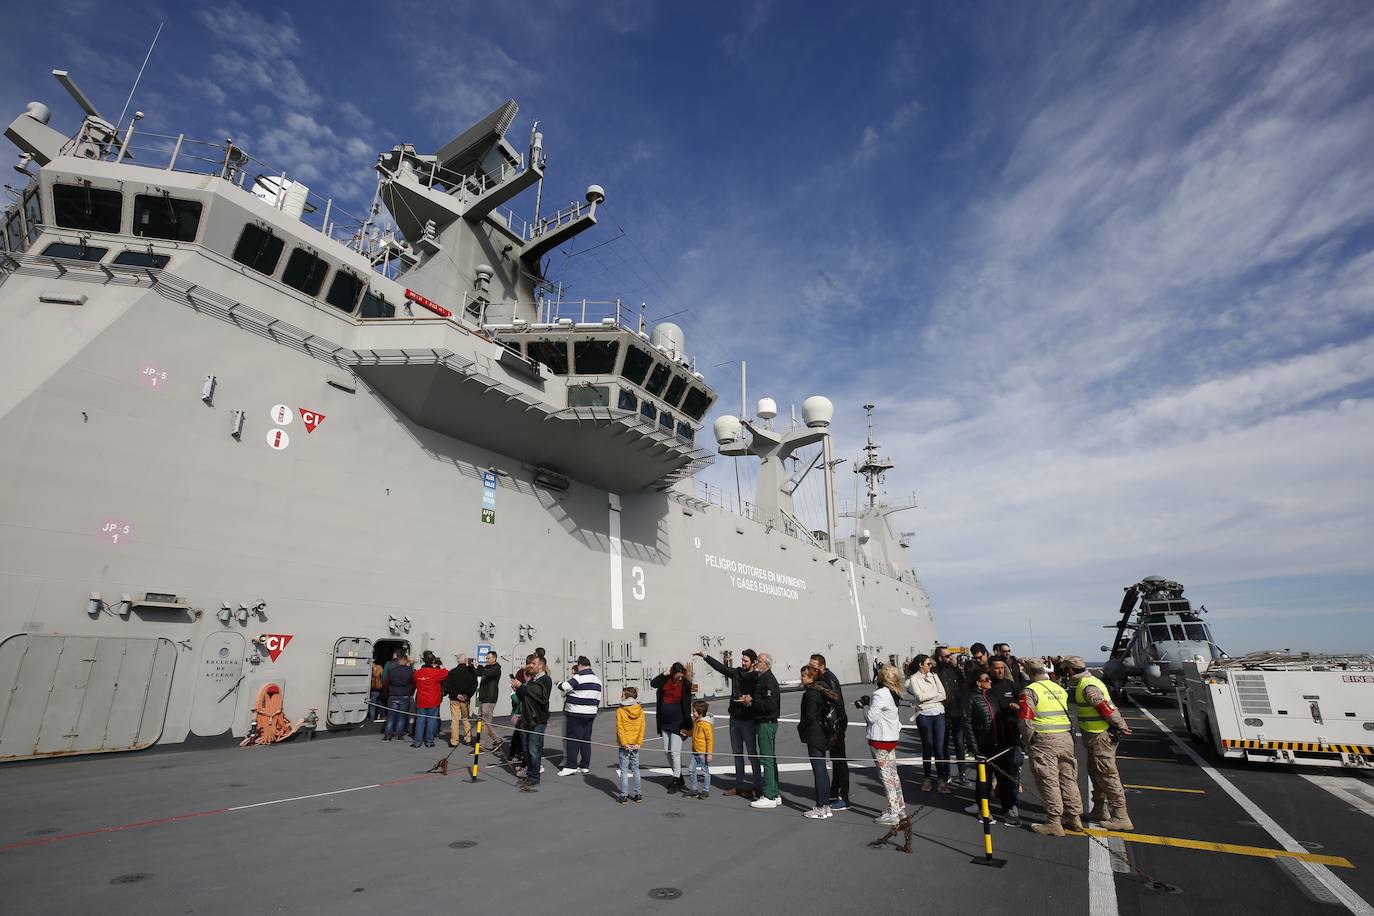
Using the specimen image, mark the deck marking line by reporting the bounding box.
[1135,702,1373,915]
[1074,828,1352,867]
[227,783,380,811]
[0,808,228,853]
[1121,783,1205,794]
[1107,836,1130,874]
[1088,824,1120,916]
[1304,775,1374,821]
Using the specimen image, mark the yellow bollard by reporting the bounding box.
[470,719,482,782]
[971,758,1006,867]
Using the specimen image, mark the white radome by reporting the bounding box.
[802,395,833,428]
[756,397,777,420]
[713,415,742,445]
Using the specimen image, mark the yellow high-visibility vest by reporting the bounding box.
[1027,679,1071,734]
[1074,674,1111,733]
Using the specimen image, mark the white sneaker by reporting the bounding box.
[874,812,901,825]
[803,806,830,819]
[557,767,578,777]
[750,796,782,809]
[578,768,589,774]
[964,803,981,815]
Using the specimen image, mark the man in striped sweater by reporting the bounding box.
[557,656,603,776]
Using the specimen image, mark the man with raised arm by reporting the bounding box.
[694,647,762,799]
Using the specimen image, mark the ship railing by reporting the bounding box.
[495,196,593,245]
[90,125,376,257]
[473,295,653,339]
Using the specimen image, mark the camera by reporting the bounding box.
[854,695,871,710]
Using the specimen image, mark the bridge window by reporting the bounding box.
[41,241,108,262]
[658,409,674,431]
[621,344,652,385]
[5,210,22,252]
[676,421,694,443]
[326,271,365,313]
[527,341,569,375]
[569,385,609,408]
[573,339,620,375]
[232,225,285,275]
[680,387,711,421]
[639,401,657,422]
[53,183,122,233]
[359,289,395,318]
[282,248,329,296]
[617,389,637,411]
[645,363,670,396]
[664,374,687,407]
[113,250,170,268]
[133,194,202,242]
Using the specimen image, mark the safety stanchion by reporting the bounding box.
[970,756,1006,867]
[469,719,483,782]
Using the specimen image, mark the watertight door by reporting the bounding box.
[602,639,623,706]
[190,632,247,736]
[327,637,373,727]
[0,634,176,761]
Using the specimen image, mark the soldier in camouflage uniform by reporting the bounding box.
[1064,655,1134,830]
[1019,658,1083,836]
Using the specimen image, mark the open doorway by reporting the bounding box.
[371,638,410,725]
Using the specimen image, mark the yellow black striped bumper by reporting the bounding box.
[1222,739,1373,754]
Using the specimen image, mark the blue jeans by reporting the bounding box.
[524,723,547,783]
[689,753,711,793]
[369,690,385,721]
[727,717,762,791]
[619,746,641,796]
[807,745,831,808]
[385,697,413,738]
[945,716,973,774]
[564,714,594,770]
[413,706,440,746]
[916,712,948,779]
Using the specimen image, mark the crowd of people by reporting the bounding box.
[366,639,1135,834]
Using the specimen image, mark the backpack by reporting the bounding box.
[820,693,841,738]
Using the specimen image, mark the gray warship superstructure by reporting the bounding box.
[0,71,936,762]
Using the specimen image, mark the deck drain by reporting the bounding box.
[110,873,154,885]
[1299,841,1324,850]
[330,755,346,760]
[1237,820,1260,827]
[318,807,343,813]
[25,827,62,837]
[661,811,684,819]
[224,783,246,788]
[648,888,683,900]
[1144,881,1181,894]
[449,840,478,849]
[352,888,365,894]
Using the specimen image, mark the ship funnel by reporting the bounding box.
[713,415,742,446]
[651,322,686,360]
[802,396,833,429]
[756,398,777,420]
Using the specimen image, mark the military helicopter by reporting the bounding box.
[1101,576,1226,698]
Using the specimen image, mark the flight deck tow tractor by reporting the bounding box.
[1178,651,1374,769]
[1101,576,1225,702]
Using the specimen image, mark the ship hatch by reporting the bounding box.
[0,634,176,761]
[326,637,373,727]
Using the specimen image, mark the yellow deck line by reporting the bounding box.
[1122,783,1205,794]
[1074,828,1353,867]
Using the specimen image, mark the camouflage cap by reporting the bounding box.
[1063,655,1087,671]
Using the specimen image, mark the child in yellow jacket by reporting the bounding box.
[686,700,714,799]
[616,687,645,804]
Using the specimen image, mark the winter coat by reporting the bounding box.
[751,668,781,723]
[445,664,478,701]
[864,686,903,744]
[702,655,758,719]
[385,663,415,699]
[906,671,946,714]
[968,688,999,755]
[798,682,839,750]
[616,699,645,747]
[819,669,849,728]
[475,662,502,704]
[413,664,449,708]
[936,662,967,719]
[691,717,714,754]
[516,673,552,728]
[649,673,693,736]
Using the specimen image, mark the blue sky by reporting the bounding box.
[7,1,1373,658]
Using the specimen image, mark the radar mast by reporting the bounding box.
[855,403,894,508]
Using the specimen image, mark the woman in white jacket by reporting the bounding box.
[863,665,907,825]
[906,653,950,792]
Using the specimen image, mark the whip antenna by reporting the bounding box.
[116,21,164,131]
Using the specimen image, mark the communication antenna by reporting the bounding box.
[115,21,164,132]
